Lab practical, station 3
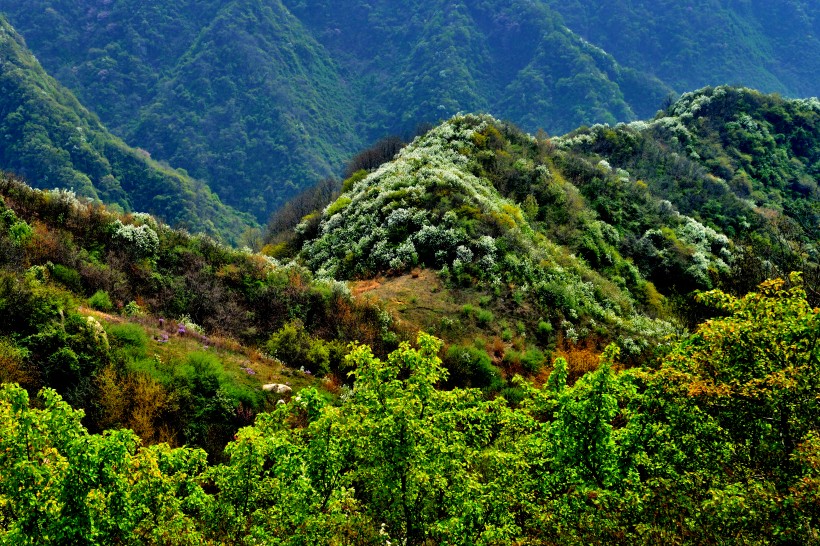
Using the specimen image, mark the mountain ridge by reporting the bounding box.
[0,16,257,243]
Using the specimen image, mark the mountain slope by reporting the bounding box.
[283,0,670,135]
[268,88,820,375]
[130,0,362,220]
[0,0,670,221]
[2,2,817,233]
[0,17,255,243]
[548,0,820,98]
[556,86,820,297]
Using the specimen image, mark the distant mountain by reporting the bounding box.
[0,16,255,243]
[285,0,671,134]
[0,0,670,222]
[0,0,364,221]
[547,0,820,98]
[1,2,817,224]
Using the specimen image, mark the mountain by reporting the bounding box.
[266,88,820,372]
[556,86,820,298]
[2,2,818,224]
[0,16,256,243]
[1,174,819,543]
[547,0,820,98]
[0,1,671,222]
[284,0,671,134]
[1,86,820,542]
[0,0,364,221]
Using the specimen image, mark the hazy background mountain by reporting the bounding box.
[0,0,817,224]
[0,16,255,242]
[547,0,820,98]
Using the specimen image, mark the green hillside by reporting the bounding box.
[0,17,255,243]
[1,85,820,541]
[0,171,405,454]
[2,2,818,224]
[556,86,820,298]
[548,0,820,98]
[0,1,670,221]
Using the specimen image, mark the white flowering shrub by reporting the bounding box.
[301,114,527,278]
[111,219,159,260]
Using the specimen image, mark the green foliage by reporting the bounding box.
[8,219,32,246]
[474,308,494,326]
[0,383,211,544]
[48,263,82,291]
[107,323,148,359]
[444,343,502,390]
[520,346,546,374]
[87,290,113,312]
[537,319,553,339]
[1,283,820,543]
[548,0,820,99]
[557,86,820,303]
[266,319,347,377]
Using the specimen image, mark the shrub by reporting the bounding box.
[124,301,144,317]
[444,344,502,390]
[537,320,553,341]
[88,290,113,312]
[8,220,32,246]
[111,219,159,260]
[49,263,82,291]
[499,385,526,406]
[521,347,546,374]
[266,320,341,377]
[108,323,148,359]
[476,309,494,326]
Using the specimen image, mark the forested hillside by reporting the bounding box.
[2,278,819,544]
[0,172,411,456]
[557,86,820,299]
[268,89,818,376]
[0,17,255,243]
[0,0,669,221]
[2,1,816,223]
[548,0,820,98]
[1,83,820,541]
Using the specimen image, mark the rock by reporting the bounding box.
[262,383,292,394]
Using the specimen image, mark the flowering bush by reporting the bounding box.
[111,219,159,260]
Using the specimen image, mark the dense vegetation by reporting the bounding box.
[557,86,820,301]
[262,86,820,393]
[0,17,255,243]
[0,173,412,456]
[2,276,819,544]
[548,0,820,98]
[0,31,818,535]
